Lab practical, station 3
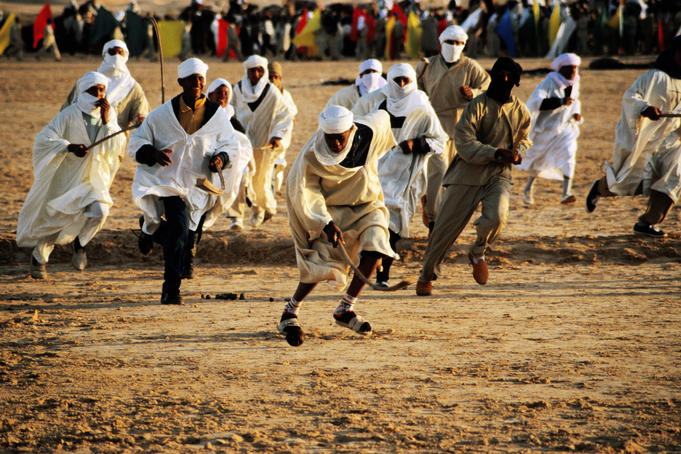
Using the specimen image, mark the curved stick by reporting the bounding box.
[337,241,411,292]
[83,121,142,152]
[149,16,165,104]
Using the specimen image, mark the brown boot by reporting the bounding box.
[469,253,488,285]
[416,280,432,296]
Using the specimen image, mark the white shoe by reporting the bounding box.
[229,218,243,231]
[523,189,534,205]
[250,210,265,227]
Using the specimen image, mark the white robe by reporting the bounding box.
[231,81,293,214]
[643,130,681,203]
[325,84,361,111]
[128,100,244,232]
[274,88,298,167]
[606,70,681,196]
[354,90,447,237]
[518,75,582,180]
[287,110,398,285]
[17,105,125,247]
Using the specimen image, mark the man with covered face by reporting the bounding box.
[325,58,387,110]
[62,40,149,130]
[279,105,397,347]
[130,58,242,305]
[416,57,532,296]
[585,36,681,238]
[416,25,490,230]
[17,72,126,279]
[231,55,294,227]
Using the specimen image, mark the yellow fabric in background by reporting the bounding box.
[157,20,184,58]
[292,9,320,48]
[384,16,395,60]
[0,13,16,55]
[405,11,422,59]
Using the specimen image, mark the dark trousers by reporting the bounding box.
[152,197,189,295]
[376,229,401,282]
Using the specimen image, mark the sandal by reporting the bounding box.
[334,312,372,335]
[278,316,304,346]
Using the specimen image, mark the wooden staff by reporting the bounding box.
[83,121,142,152]
[338,241,411,292]
[149,16,165,104]
[660,113,681,118]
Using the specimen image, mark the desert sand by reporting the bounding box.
[0,56,680,452]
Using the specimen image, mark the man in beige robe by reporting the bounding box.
[585,37,681,238]
[416,25,490,228]
[61,40,149,130]
[325,58,387,110]
[416,57,532,296]
[231,54,294,227]
[279,106,397,347]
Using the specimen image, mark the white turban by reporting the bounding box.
[551,53,581,71]
[358,58,382,75]
[439,25,468,44]
[383,63,429,117]
[240,54,269,103]
[76,71,109,117]
[243,54,268,71]
[101,39,129,58]
[207,78,234,118]
[356,58,387,96]
[178,57,208,79]
[318,105,354,134]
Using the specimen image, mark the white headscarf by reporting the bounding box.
[76,71,109,119]
[314,106,357,166]
[240,54,269,103]
[355,58,387,96]
[207,78,235,119]
[439,25,467,63]
[97,39,135,107]
[383,63,430,118]
[548,53,581,89]
[177,57,208,79]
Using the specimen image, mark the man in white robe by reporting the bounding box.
[267,61,298,194]
[586,37,681,237]
[129,58,242,304]
[519,53,583,205]
[279,106,397,347]
[416,25,490,230]
[17,72,125,279]
[62,40,150,130]
[230,55,294,227]
[325,58,387,110]
[353,63,447,287]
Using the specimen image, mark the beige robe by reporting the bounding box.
[325,84,361,110]
[643,129,681,203]
[287,110,398,285]
[605,70,681,196]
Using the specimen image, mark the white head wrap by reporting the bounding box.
[548,53,581,88]
[439,25,467,63]
[355,58,387,96]
[98,39,134,107]
[76,71,109,118]
[177,57,208,79]
[383,63,430,117]
[207,78,235,118]
[439,25,468,44]
[240,54,269,103]
[315,106,357,166]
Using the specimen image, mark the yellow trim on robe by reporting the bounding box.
[177,95,206,135]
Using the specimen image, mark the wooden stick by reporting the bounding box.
[196,171,225,196]
[83,121,142,152]
[660,113,681,118]
[149,16,165,104]
[337,242,411,292]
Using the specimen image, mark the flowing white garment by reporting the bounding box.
[605,70,681,196]
[276,88,298,160]
[17,105,124,247]
[128,100,243,232]
[545,14,577,59]
[287,110,398,285]
[325,84,361,111]
[356,90,447,237]
[517,74,582,180]
[643,131,681,203]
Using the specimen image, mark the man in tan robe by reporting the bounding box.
[585,37,681,238]
[416,57,532,296]
[325,58,387,110]
[416,25,490,228]
[279,106,397,347]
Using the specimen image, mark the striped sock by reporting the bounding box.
[283,297,301,315]
[334,294,357,315]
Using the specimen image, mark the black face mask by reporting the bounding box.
[487,76,515,103]
[486,57,522,103]
[654,36,681,79]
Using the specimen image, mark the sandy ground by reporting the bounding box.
[0,56,680,452]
